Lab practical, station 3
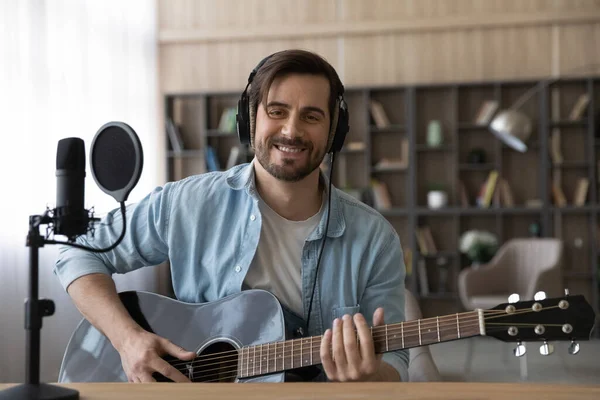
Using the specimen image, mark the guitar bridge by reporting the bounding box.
[186,363,194,381]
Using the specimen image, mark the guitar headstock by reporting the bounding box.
[484,292,596,355]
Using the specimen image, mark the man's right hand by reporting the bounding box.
[115,328,197,383]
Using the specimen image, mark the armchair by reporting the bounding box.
[458,238,564,311]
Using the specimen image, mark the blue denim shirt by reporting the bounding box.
[54,161,409,382]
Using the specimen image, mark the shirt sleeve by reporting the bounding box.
[53,183,174,292]
[360,229,409,382]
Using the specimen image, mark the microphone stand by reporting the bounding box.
[0,212,79,400]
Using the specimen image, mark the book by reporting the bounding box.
[369,100,391,128]
[474,100,499,125]
[573,178,589,206]
[480,170,499,207]
[371,180,392,210]
[569,94,590,120]
[166,118,184,152]
[498,178,514,207]
[552,182,567,207]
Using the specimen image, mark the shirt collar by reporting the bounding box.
[226,159,345,239]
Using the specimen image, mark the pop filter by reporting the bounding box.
[90,121,143,203]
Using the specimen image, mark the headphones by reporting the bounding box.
[236,52,349,153]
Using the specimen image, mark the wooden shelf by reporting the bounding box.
[459,163,496,171]
[549,120,588,128]
[371,165,408,173]
[457,123,489,131]
[369,124,405,133]
[416,207,544,216]
[549,160,590,168]
[164,75,600,324]
[415,144,455,151]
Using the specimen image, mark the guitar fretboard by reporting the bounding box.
[237,310,482,378]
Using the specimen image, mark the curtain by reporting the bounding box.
[0,0,163,383]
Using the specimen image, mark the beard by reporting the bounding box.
[254,135,326,182]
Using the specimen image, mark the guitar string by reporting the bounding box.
[187,324,539,383]
[174,314,561,382]
[185,322,506,383]
[167,306,560,372]
[187,316,566,382]
[167,305,556,370]
[167,311,478,370]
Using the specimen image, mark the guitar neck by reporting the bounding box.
[237,310,484,379]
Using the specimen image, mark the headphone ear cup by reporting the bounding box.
[330,100,349,153]
[236,93,251,146]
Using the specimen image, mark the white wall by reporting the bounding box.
[0,0,164,383]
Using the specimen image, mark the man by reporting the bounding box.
[54,49,409,383]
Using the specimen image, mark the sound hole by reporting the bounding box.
[194,341,238,382]
[156,341,239,383]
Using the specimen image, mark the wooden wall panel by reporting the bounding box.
[160,38,340,93]
[158,0,600,93]
[158,0,337,30]
[558,23,600,75]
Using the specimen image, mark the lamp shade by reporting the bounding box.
[489,109,532,153]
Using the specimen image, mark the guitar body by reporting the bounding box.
[58,289,286,383]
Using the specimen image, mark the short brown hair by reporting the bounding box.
[248,49,344,141]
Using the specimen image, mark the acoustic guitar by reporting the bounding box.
[58,289,596,383]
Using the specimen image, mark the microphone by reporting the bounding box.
[0,121,145,400]
[53,138,91,241]
[47,122,144,251]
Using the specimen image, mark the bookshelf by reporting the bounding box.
[163,76,600,323]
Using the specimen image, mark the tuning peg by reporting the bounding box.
[534,291,546,300]
[508,293,520,304]
[564,288,570,296]
[513,341,526,357]
[568,340,580,355]
[539,340,554,356]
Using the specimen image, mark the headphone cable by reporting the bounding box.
[305,151,335,335]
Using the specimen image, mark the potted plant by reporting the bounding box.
[459,230,498,266]
[427,183,448,209]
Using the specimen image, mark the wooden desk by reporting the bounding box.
[1,382,599,400]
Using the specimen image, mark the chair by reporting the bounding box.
[405,289,442,381]
[457,237,564,376]
[458,238,564,310]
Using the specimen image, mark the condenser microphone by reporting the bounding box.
[54,137,90,240]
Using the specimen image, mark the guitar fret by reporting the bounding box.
[310,337,313,365]
[260,344,263,375]
[291,340,294,369]
[401,322,404,348]
[267,343,270,374]
[253,345,256,376]
[247,346,251,378]
[456,313,461,338]
[418,319,422,345]
[300,338,303,367]
[437,316,440,342]
[385,325,389,351]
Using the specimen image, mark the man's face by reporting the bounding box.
[254,73,331,182]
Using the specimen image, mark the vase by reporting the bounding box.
[427,190,447,209]
[427,120,443,147]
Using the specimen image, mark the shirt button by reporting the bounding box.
[234,265,242,273]
[250,214,256,221]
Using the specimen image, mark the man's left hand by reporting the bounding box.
[320,307,385,382]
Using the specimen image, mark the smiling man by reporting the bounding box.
[54,49,409,384]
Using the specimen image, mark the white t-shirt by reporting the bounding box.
[243,194,324,317]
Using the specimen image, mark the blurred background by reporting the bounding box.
[1,0,599,385]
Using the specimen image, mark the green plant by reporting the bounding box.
[427,182,446,192]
